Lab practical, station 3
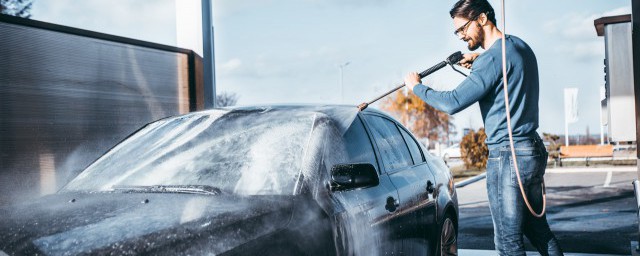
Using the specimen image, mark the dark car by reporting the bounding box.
[0,105,458,255]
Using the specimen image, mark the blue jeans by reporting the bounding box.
[486,135,563,255]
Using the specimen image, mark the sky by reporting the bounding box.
[30,0,632,140]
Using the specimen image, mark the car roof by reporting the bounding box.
[191,104,389,119]
[151,104,393,135]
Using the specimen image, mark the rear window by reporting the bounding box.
[363,115,413,171]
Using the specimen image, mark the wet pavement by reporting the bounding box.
[459,249,627,255]
[457,166,638,255]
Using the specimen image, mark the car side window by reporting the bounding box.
[363,115,413,171]
[399,127,425,164]
[342,116,378,170]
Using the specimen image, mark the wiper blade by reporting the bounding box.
[111,185,223,195]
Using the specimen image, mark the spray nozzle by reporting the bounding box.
[446,51,464,65]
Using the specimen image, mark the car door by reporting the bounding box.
[328,115,402,255]
[396,124,439,252]
[362,114,437,253]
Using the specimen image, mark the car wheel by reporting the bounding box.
[333,214,356,255]
[436,214,457,256]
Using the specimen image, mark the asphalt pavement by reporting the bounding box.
[456,166,638,255]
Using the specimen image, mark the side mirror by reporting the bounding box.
[330,163,379,191]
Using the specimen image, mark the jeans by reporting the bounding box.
[486,135,563,256]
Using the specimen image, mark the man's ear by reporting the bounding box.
[477,13,488,26]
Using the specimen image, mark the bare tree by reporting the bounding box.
[215,92,239,108]
[0,0,33,18]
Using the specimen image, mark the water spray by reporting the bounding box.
[357,51,466,111]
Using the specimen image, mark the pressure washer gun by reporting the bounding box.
[357,51,466,111]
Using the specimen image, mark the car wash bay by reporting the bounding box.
[2,1,640,255]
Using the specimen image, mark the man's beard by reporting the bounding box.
[467,28,484,51]
[468,40,481,51]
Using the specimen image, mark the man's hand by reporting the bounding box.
[404,72,422,91]
[458,53,479,69]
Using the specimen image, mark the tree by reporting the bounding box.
[0,0,33,18]
[215,91,238,107]
[460,128,488,169]
[382,90,455,145]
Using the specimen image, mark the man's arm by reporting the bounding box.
[405,54,500,115]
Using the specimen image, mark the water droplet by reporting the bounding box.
[69,198,76,203]
[142,199,149,204]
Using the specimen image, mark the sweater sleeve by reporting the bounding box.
[412,54,501,115]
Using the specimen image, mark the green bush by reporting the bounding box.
[460,128,488,169]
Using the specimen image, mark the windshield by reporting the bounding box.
[62,109,316,195]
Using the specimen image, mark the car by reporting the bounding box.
[441,144,462,161]
[0,105,458,255]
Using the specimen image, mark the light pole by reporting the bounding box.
[338,62,350,104]
[201,0,216,108]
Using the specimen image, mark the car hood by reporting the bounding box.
[0,192,295,255]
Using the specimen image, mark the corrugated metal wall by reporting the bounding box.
[0,15,204,205]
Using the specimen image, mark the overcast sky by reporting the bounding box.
[30,0,632,139]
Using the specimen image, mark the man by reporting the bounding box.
[403,0,563,255]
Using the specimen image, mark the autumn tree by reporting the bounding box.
[543,132,561,160]
[460,128,488,169]
[0,0,32,18]
[382,90,455,144]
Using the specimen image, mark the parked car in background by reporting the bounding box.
[0,105,458,255]
[442,144,462,161]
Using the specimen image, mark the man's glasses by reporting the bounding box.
[453,15,479,36]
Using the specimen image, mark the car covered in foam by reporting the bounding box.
[0,105,458,255]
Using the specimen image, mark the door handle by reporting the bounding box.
[426,180,435,194]
[385,196,399,212]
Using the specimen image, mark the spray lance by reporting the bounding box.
[357,51,467,111]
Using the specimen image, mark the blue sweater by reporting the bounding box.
[412,35,539,146]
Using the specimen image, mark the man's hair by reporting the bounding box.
[450,0,497,26]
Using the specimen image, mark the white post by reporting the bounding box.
[600,101,605,145]
[565,120,569,146]
[599,86,606,145]
[176,0,203,56]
